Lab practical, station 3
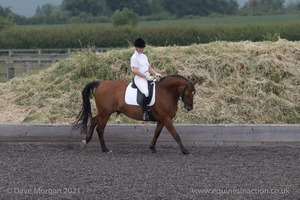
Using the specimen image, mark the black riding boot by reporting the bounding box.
[142,94,150,121]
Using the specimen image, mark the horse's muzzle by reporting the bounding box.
[184,104,193,111]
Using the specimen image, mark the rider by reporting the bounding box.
[130,37,162,121]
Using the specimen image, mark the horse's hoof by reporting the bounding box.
[149,145,157,153]
[80,140,87,149]
[182,149,190,155]
[102,148,111,153]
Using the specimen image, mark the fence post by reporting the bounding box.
[25,61,30,73]
[7,67,15,80]
[6,50,14,80]
[38,49,41,66]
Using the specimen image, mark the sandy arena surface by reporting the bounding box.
[0,142,299,199]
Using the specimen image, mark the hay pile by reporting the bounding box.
[0,39,299,124]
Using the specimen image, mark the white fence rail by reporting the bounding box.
[0,48,109,81]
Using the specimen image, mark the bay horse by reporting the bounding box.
[74,75,196,154]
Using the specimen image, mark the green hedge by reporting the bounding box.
[0,21,299,48]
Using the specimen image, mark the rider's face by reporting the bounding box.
[136,47,144,53]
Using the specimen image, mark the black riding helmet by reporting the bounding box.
[134,38,146,48]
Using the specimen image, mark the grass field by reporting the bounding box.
[140,13,300,25]
[15,13,300,28]
[5,13,298,48]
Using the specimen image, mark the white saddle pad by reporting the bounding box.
[125,83,156,106]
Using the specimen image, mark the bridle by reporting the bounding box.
[179,81,195,103]
[180,86,187,102]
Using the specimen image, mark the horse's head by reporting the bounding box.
[158,75,197,111]
[180,79,197,111]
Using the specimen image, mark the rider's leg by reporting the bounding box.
[141,94,150,121]
[134,76,150,120]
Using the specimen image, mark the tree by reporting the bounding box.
[107,0,152,16]
[0,5,20,26]
[162,0,238,17]
[149,0,165,14]
[285,1,300,12]
[32,4,67,24]
[241,0,284,14]
[35,6,42,17]
[0,16,13,29]
[62,0,110,16]
[112,8,138,26]
[0,5,12,18]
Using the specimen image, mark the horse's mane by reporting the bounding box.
[159,74,189,83]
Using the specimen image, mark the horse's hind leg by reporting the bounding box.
[96,114,111,152]
[80,115,99,149]
[150,121,164,153]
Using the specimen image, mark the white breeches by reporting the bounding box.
[134,75,149,97]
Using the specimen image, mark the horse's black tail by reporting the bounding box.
[73,81,100,134]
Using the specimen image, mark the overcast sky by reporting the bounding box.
[0,0,297,17]
[0,0,62,17]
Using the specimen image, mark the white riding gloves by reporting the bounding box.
[144,71,154,81]
[144,71,162,81]
[155,73,162,78]
[145,74,154,81]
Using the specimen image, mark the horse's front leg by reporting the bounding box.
[163,118,190,155]
[150,121,164,153]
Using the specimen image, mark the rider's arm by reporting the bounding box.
[148,66,157,76]
[132,67,146,78]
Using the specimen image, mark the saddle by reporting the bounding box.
[131,79,155,106]
[124,79,156,121]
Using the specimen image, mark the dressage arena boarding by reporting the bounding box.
[0,123,300,199]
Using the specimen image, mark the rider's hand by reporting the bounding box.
[155,73,162,78]
[145,75,154,81]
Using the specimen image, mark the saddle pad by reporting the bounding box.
[125,83,155,106]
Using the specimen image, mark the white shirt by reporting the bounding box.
[130,51,150,74]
